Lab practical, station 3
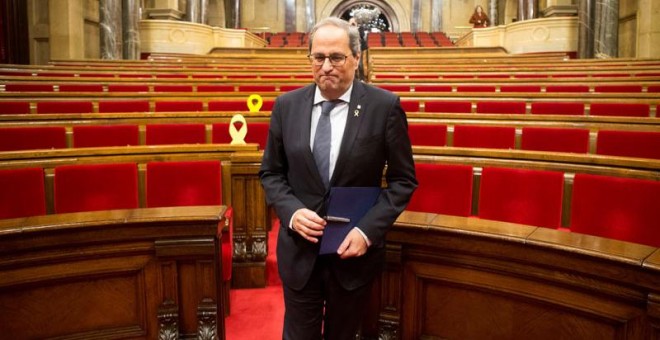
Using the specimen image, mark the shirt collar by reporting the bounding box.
[313,83,353,106]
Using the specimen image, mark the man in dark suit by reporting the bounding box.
[259,17,417,340]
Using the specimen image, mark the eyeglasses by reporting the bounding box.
[308,53,350,66]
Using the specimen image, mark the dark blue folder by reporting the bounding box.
[319,186,382,255]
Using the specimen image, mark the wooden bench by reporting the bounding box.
[0,206,228,339]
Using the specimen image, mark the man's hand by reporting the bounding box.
[337,228,368,259]
[291,208,326,243]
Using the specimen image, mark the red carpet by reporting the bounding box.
[225,222,283,339]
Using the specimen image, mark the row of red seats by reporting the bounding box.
[408,124,660,160]
[0,123,270,151]
[3,123,658,161]
[0,161,233,283]
[1,83,305,93]
[0,70,311,78]
[368,31,454,48]
[379,83,660,93]
[1,99,654,117]
[408,163,660,247]
[0,99,276,114]
[373,72,660,79]
[4,82,658,94]
[401,100,655,117]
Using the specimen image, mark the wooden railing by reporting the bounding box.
[0,206,228,339]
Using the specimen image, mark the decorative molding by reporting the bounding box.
[157,300,179,340]
[233,235,248,261]
[541,5,578,17]
[197,298,218,340]
[378,319,399,340]
[145,8,184,20]
[251,235,268,261]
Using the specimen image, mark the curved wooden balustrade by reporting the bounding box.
[0,206,228,339]
[361,211,660,339]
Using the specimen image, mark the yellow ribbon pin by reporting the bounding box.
[247,94,263,112]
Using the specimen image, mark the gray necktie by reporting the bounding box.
[313,100,339,188]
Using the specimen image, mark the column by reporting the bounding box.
[489,0,498,26]
[517,0,539,21]
[49,0,85,60]
[122,0,140,59]
[593,0,618,58]
[431,0,442,32]
[411,0,421,32]
[200,0,208,24]
[577,0,594,58]
[187,0,200,23]
[305,0,315,31]
[284,0,295,32]
[100,0,122,59]
[224,0,239,28]
[637,0,660,58]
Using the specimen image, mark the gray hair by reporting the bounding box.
[308,17,361,56]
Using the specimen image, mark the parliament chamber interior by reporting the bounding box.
[0,0,659,339]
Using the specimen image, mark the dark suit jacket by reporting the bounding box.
[259,80,417,291]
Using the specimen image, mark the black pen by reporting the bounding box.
[324,216,350,223]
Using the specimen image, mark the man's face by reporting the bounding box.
[310,25,359,100]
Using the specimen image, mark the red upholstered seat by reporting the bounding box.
[245,122,270,149]
[54,163,139,213]
[407,163,473,216]
[0,127,67,151]
[456,85,496,92]
[212,123,232,144]
[146,161,222,208]
[546,85,590,93]
[500,85,542,93]
[453,125,516,149]
[521,127,590,153]
[377,85,411,92]
[154,101,203,112]
[0,101,31,114]
[58,84,104,92]
[593,85,642,93]
[414,85,452,92]
[98,100,150,113]
[479,167,564,229]
[400,100,420,112]
[408,124,447,146]
[424,101,471,113]
[37,101,93,114]
[0,168,46,219]
[238,85,276,92]
[648,85,660,92]
[596,130,660,160]
[197,85,235,92]
[73,125,140,147]
[570,174,660,247]
[153,85,193,92]
[531,102,584,115]
[590,103,650,117]
[476,101,526,114]
[145,124,206,145]
[208,100,275,112]
[107,84,149,92]
[5,84,54,92]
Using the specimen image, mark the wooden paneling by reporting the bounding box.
[0,206,227,339]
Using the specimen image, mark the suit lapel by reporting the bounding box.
[331,80,366,185]
[298,85,326,190]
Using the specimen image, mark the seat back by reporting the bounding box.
[570,174,660,247]
[596,130,660,160]
[479,167,564,229]
[0,127,67,151]
[521,127,590,153]
[408,124,447,146]
[146,161,222,207]
[407,163,473,217]
[145,124,206,145]
[54,163,139,213]
[453,125,516,149]
[0,168,46,219]
[73,125,140,147]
